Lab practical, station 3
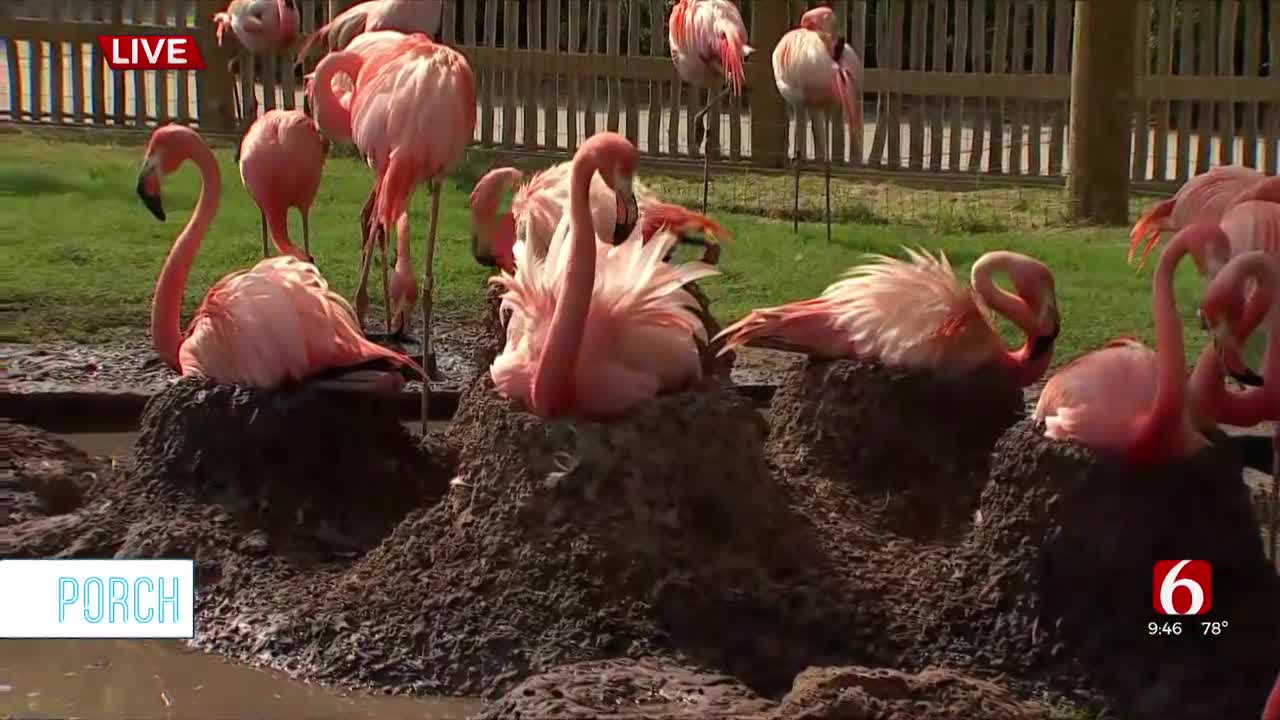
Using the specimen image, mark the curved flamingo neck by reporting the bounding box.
[970,253,1044,384]
[530,150,600,417]
[311,51,364,144]
[151,135,222,371]
[394,212,413,273]
[1137,239,1193,453]
[1214,254,1279,423]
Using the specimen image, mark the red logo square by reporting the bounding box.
[1153,560,1213,615]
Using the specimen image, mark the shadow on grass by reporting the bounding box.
[0,168,80,197]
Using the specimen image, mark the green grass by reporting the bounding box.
[0,131,1211,365]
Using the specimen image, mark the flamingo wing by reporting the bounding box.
[1033,340,1162,453]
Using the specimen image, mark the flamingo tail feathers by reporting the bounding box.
[713,299,843,357]
[1129,198,1174,268]
[720,33,749,96]
[641,203,734,246]
[835,70,862,150]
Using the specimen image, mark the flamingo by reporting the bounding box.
[668,0,753,214]
[212,0,302,161]
[1128,164,1266,269]
[297,0,444,60]
[305,29,408,335]
[1263,671,1280,720]
[489,132,720,420]
[238,109,329,262]
[1034,224,1234,464]
[311,33,476,427]
[469,163,732,273]
[714,247,1060,387]
[773,6,864,243]
[134,124,421,391]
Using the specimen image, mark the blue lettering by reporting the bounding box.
[58,578,78,623]
[108,577,129,623]
[83,577,104,624]
[158,577,180,624]
[133,578,155,623]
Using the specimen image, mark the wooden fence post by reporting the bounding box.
[194,0,237,133]
[750,1,790,169]
[1067,0,1139,224]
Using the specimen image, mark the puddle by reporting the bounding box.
[0,640,481,719]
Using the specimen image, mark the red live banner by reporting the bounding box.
[97,35,207,71]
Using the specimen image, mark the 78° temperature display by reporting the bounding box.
[1147,621,1230,636]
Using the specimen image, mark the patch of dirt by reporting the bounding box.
[768,358,1024,541]
[475,657,777,719]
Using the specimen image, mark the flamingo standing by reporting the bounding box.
[134,124,421,390]
[1128,164,1266,269]
[213,0,302,161]
[311,33,476,427]
[714,247,1061,387]
[1034,224,1234,464]
[469,163,731,273]
[668,0,754,214]
[238,109,329,262]
[773,6,864,243]
[489,132,720,419]
[297,0,444,59]
[305,29,408,335]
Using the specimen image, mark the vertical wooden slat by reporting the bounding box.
[130,0,148,125]
[1194,0,1215,174]
[441,0,456,43]
[546,0,561,150]
[526,0,542,147]
[71,0,86,124]
[28,23,44,120]
[568,0,582,149]
[886,0,906,168]
[110,1,126,125]
[1151,0,1173,181]
[647,0,663,156]
[463,0,478,141]
[966,0,987,172]
[1047,0,1070,175]
[90,0,106,124]
[1174,0,1195,180]
[49,2,64,123]
[1028,0,1046,175]
[849,0,867,164]
[906,0,926,170]
[927,0,945,171]
[153,0,171,122]
[1266,1,1280,175]
[586,0,600,139]
[827,1,848,166]
[1239,0,1261,169]
[624,0,640,145]
[481,0,497,145]
[1130,0,1152,180]
[1007,0,1028,175]
[175,0,191,121]
[238,49,255,130]
[605,0,621,134]
[262,54,279,113]
[3,3,22,121]
[502,0,518,147]
[987,0,1011,174]
[948,0,969,171]
[867,1,889,167]
[1215,0,1238,166]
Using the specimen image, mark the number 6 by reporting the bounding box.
[1159,559,1205,615]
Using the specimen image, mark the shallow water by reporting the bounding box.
[0,640,481,719]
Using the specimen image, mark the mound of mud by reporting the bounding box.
[258,377,874,697]
[127,377,451,558]
[475,658,776,719]
[963,419,1280,720]
[768,359,1023,540]
[774,666,1063,720]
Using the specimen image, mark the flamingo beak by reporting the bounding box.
[136,167,165,222]
[613,185,638,243]
[1210,317,1265,387]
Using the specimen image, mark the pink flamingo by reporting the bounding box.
[135,124,420,389]
[714,247,1060,387]
[469,163,731,273]
[1128,164,1265,269]
[311,33,476,424]
[668,0,753,213]
[238,109,329,262]
[1263,671,1280,720]
[1034,224,1234,464]
[297,0,443,60]
[773,6,864,242]
[213,0,302,159]
[489,133,720,420]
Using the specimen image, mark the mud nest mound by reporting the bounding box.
[768,359,1024,540]
[956,418,1280,720]
[256,376,877,698]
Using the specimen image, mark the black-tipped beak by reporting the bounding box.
[474,253,498,268]
[612,190,639,243]
[137,174,165,221]
[1030,322,1060,360]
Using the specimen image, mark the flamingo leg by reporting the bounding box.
[380,232,392,336]
[259,211,269,257]
[791,105,801,234]
[693,85,733,216]
[819,110,833,245]
[354,224,378,332]
[420,179,444,434]
[302,210,311,257]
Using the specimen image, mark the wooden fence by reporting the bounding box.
[1,0,1277,188]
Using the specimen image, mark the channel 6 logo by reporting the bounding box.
[1153,560,1213,615]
